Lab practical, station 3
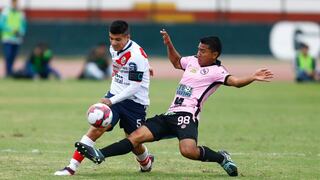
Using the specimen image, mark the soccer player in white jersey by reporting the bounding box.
[75,29,273,176]
[54,20,154,176]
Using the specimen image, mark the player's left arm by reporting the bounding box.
[225,68,273,88]
[107,81,141,105]
[107,55,147,105]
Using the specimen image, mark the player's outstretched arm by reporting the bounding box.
[226,68,273,88]
[160,29,182,69]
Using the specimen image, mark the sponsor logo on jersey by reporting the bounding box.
[187,65,198,73]
[114,74,124,84]
[113,51,132,76]
[115,52,131,66]
[176,84,193,97]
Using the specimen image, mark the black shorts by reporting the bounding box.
[106,92,147,134]
[145,112,198,141]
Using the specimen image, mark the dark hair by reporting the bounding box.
[200,36,222,57]
[299,42,308,49]
[109,20,130,35]
[35,42,48,51]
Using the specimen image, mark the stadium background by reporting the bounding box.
[1,0,320,80]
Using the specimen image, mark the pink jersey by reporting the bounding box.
[168,56,230,121]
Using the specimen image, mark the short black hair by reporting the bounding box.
[299,42,309,49]
[200,36,222,57]
[109,20,130,35]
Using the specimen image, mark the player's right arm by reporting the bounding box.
[226,68,273,88]
[160,29,182,69]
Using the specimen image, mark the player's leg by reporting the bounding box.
[76,125,155,163]
[54,126,109,175]
[125,133,154,172]
[54,103,120,176]
[76,114,169,164]
[179,139,238,176]
[174,112,238,176]
[118,99,154,172]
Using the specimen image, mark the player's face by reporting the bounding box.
[12,0,18,9]
[109,32,130,51]
[197,43,218,67]
[301,47,309,55]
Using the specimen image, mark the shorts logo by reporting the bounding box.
[200,68,209,75]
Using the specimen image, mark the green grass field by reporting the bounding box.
[0,79,319,179]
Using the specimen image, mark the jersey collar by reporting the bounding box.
[194,55,221,67]
[117,40,133,56]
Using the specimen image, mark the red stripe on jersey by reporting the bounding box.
[112,51,131,76]
[140,48,148,58]
[115,51,131,66]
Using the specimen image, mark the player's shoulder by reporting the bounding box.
[214,61,229,75]
[181,55,198,62]
[128,40,148,60]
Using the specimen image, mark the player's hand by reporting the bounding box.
[160,29,172,45]
[100,98,112,106]
[253,68,274,82]
[149,66,154,77]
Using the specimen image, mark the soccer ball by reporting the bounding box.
[87,103,113,128]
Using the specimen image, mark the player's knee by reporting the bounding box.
[86,126,107,141]
[127,130,144,146]
[180,146,197,159]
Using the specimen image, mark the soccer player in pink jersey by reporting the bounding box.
[75,29,273,177]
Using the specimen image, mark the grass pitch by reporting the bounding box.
[0,79,319,179]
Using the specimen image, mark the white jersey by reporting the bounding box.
[108,40,150,105]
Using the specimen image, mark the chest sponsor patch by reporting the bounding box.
[176,84,193,97]
[112,51,132,76]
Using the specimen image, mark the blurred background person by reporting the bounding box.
[0,0,26,78]
[12,43,60,80]
[78,42,111,80]
[295,43,320,82]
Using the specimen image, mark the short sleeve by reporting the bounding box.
[180,56,191,70]
[216,66,230,83]
[130,53,148,72]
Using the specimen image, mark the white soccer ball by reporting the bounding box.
[87,103,113,128]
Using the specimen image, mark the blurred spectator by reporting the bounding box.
[12,43,60,80]
[0,0,26,77]
[78,43,111,80]
[295,43,320,82]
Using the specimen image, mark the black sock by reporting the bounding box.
[100,138,134,158]
[198,146,224,164]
